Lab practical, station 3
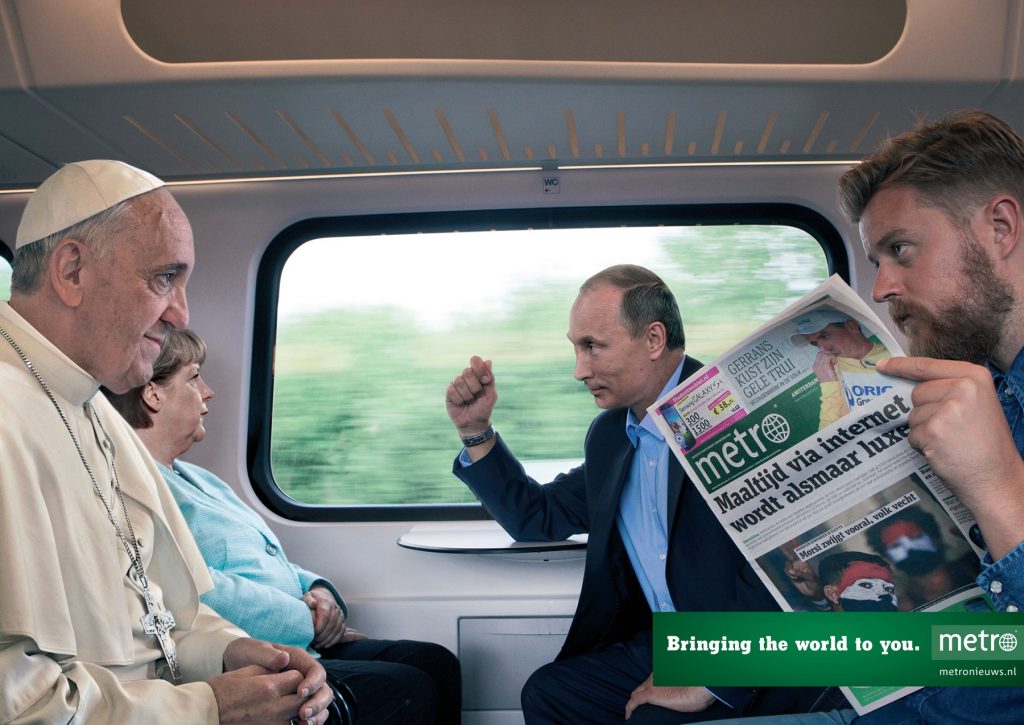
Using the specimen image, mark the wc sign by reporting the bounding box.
[542,175,561,193]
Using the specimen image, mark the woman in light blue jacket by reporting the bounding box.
[105,328,460,725]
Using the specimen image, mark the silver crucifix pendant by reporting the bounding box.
[139,575,182,680]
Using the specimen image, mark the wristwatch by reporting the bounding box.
[461,425,495,447]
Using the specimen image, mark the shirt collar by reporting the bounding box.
[0,300,100,406]
[989,346,1024,395]
[626,357,686,448]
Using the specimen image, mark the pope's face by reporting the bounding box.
[74,190,193,393]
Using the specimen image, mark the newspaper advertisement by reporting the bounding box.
[649,275,990,714]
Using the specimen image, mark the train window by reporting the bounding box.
[0,250,10,301]
[251,206,843,521]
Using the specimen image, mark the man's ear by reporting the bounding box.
[48,238,87,308]
[988,195,1022,260]
[823,584,839,606]
[141,381,163,413]
[646,320,668,359]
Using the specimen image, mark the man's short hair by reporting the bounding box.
[104,328,207,429]
[838,110,1024,227]
[579,264,685,349]
[10,199,136,294]
[817,550,892,587]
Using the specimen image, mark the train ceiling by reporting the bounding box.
[1,0,1022,189]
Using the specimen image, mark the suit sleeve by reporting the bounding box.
[454,433,590,540]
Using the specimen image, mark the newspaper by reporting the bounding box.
[649,275,990,714]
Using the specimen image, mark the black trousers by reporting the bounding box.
[318,638,461,725]
[521,633,841,724]
[520,635,742,725]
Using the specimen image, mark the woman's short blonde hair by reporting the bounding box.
[103,328,207,429]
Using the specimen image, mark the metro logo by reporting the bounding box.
[687,390,822,493]
[933,626,1024,661]
[692,417,780,485]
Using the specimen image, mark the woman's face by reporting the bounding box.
[156,360,214,456]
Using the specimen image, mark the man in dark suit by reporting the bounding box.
[446,265,835,723]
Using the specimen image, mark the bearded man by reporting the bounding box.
[696,109,1024,725]
[835,109,1024,721]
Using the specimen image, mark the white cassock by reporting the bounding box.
[0,301,245,723]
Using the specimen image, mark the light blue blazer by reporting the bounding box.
[159,460,345,651]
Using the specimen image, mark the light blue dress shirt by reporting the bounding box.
[617,358,685,613]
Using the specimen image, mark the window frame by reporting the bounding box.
[248,203,848,522]
[0,241,12,301]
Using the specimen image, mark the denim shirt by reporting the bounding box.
[977,349,1024,612]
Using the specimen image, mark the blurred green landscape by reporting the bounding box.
[271,225,829,505]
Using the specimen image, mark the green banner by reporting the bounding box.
[654,611,1024,688]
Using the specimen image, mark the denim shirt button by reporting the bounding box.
[1006,604,1020,613]
[990,579,1004,595]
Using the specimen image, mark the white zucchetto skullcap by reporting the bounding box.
[16,160,165,249]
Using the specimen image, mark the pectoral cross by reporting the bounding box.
[139,574,182,680]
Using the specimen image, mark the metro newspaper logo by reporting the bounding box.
[933,625,1024,661]
[654,612,1024,690]
[688,384,822,494]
